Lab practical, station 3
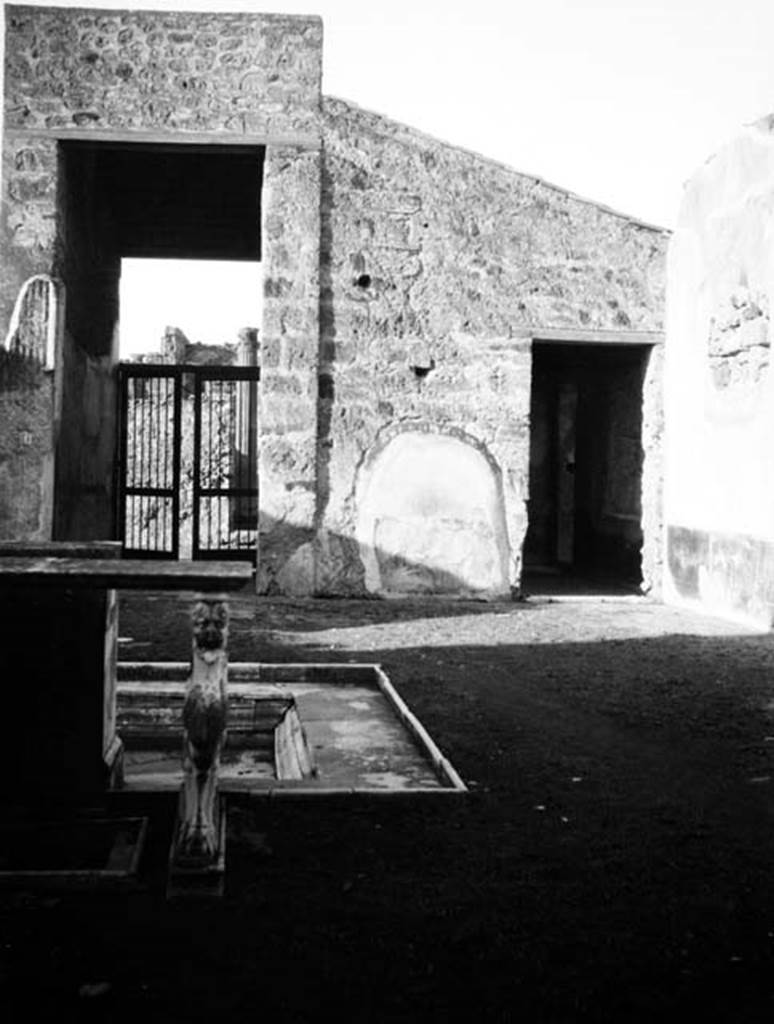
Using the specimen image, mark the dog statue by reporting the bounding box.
[177,596,229,864]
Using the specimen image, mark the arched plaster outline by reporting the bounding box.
[353,420,512,597]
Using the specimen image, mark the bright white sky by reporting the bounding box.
[5,0,774,351]
[119,258,261,356]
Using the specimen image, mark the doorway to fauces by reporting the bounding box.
[53,139,264,548]
[524,342,652,590]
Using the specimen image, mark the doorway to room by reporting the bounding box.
[524,341,652,592]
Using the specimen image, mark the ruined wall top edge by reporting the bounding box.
[322,95,670,237]
[4,4,323,136]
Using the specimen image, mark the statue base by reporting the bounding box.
[167,792,226,901]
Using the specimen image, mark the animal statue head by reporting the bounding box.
[191,597,229,659]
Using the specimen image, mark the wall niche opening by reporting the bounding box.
[356,430,510,598]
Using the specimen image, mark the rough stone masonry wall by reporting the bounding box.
[259,142,321,593]
[314,98,667,596]
[2,5,322,330]
[1,4,322,550]
[1,7,665,592]
[3,6,321,134]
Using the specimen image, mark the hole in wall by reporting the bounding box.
[355,274,371,289]
[411,362,434,380]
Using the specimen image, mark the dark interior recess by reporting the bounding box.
[524,342,651,583]
[57,141,265,357]
[63,141,264,262]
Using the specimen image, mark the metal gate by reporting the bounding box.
[117,364,260,560]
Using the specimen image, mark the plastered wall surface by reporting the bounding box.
[356,430,511,597]
[665,117,774,626]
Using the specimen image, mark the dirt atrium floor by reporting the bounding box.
[4,592,774,1022]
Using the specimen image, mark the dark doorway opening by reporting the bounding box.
[53,141,264,543]
[524,342,651,592]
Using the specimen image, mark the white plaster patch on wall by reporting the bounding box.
[355,430,510,597]
[707,285,770,394]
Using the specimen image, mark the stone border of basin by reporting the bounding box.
[0,816,148,889]
[117,661,467,795]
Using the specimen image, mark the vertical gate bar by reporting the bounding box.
[148,377,153,551]
[158,376,164,554]
[236,377,243,499]
[129,376,136,550]
[140,376,147,549]
[164,375,170,553]
[210,378,216,553]
[170,373,175,554]
[138,373,145,496]
[222,379,227,549]
[154,376,160,551]
[230,378,237,550]
[131,376,138,484]
[240,373,245,550]
[162,375,168,553]
[155,376,160,552]
[250,371,256,551]
[161,376,167,490]
[132,377,139,551]
[117,368,127,547]
[192,369,202,560]
[206,376,212,554]
[208,376,215,552]
[238,377,244,549]
[153,374,159,552]
[148,380,153,550]
[157,376,163,554]
[216,379,222,553]
[250,370,258,552]
[172,368,182,559]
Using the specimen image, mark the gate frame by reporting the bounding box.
[192,364,261,561]
[117,363,260,561]
[117,363,183,560]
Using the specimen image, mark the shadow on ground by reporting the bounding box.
[4,596,774,1022]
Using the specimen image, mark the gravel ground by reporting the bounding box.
[4,592,774,1022]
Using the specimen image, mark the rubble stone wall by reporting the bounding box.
[1,4,322,549]
[259,142,321,594]
[315,98,667,596]
[0,7,668,596]
[3,5,322,136]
